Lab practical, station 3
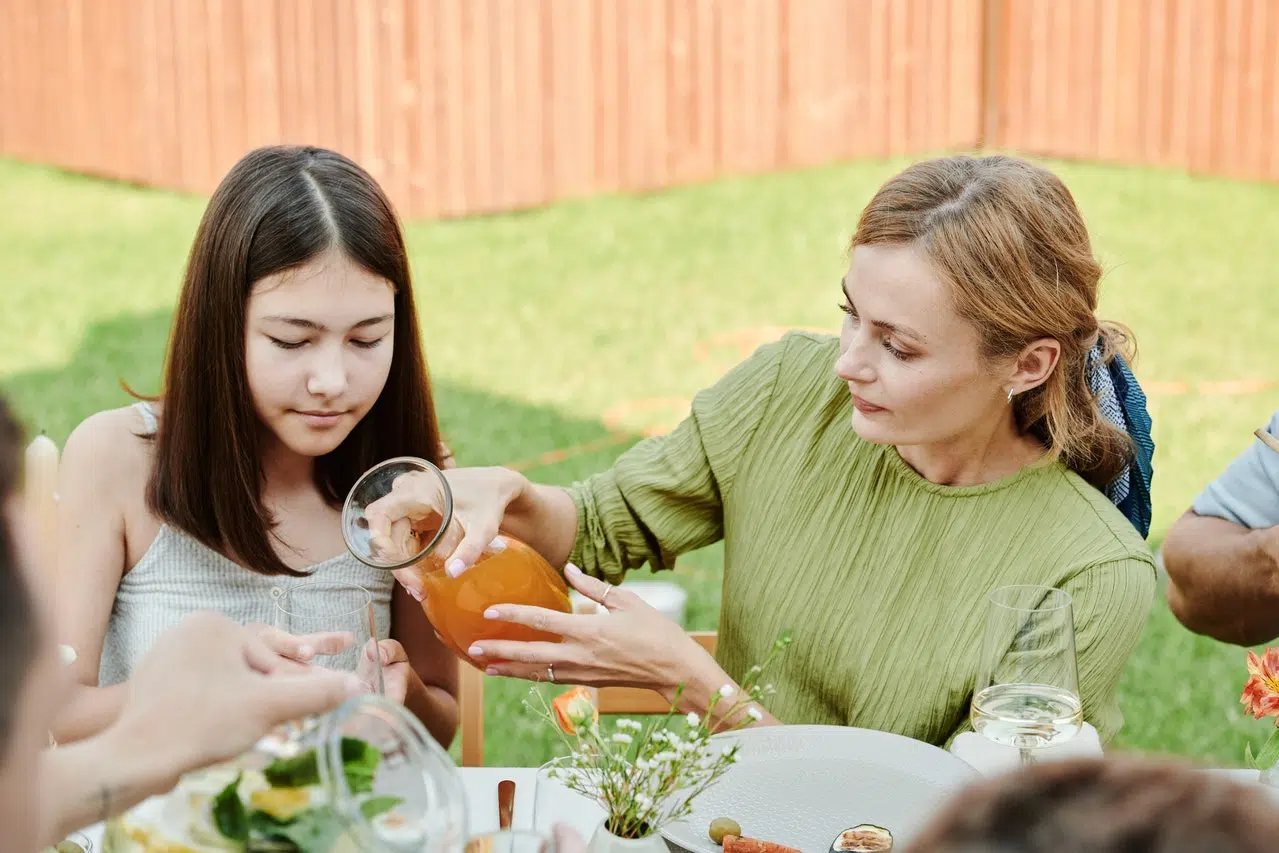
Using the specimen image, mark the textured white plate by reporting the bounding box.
[661,726,977,853]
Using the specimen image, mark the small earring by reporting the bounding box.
[1006,388,1015,405]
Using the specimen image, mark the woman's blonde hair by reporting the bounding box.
[851,154,1134,488]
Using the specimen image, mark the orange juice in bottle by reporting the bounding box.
[413,534,571,662]
[342,457,572,668]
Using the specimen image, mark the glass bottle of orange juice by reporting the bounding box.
[341,457,572,666]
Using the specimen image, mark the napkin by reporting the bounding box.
[949,723,1103,776]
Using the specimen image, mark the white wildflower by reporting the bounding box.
[616,718,642,731]
[718,685,735,698]
[655,750,679,763]
[747,707,764,721]
[685,712,700,727]
[747,665,762,676]
[611,733,633,745]
[650,730,669,742]
[635,758,651,771]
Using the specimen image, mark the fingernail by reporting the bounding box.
[446,559,466,577]
[488,536,506,552]
[485,667,499,676]
[468,645,484,658]
[343,674,364,695]
[298,645,315,659]
[483,608,499,620]
[406,586,423,602]
[565,563,582,577]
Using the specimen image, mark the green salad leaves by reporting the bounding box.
[210,738,401,853]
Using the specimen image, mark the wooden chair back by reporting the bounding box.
[455,630,718,766]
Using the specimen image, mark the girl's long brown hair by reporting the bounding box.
[852,154,1134,489]
[143,145,443,576]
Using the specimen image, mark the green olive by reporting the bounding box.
[708,817,742,845]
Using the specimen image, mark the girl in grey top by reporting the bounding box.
[51,146,458,749]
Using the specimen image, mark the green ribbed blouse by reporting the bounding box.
[568,332,1155,746]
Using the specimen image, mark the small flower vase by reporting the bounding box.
[1261,762,1279,788]
[587,820,669,853]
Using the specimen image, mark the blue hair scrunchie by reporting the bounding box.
[1085,342,1155,538]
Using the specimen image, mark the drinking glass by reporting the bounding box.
[342,457,572,667]
[970,585,1082,767]
[274,579,384,695]
[47,831,93,853]
[466,829,559,853]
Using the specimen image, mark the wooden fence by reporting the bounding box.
[990,0,1279,183]
[0,1,1275,220]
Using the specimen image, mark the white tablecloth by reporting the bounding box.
[76,767,604,850]
[69,762,1275,850]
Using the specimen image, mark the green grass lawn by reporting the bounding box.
[2,151,1277,769]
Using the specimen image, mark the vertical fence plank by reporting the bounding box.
[172,0,211,190]
[1235,0,1266,179]
[406,0,437,218]
[1268,0,1279,179]
[952,0,982,148]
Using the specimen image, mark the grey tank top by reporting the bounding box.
[98,403,395,686]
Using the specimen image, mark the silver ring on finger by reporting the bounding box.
[547,664,556,683]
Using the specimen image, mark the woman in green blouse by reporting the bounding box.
[371,154,1157,746]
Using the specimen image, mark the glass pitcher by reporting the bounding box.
[341,457,572,667]
[102,693,468,852]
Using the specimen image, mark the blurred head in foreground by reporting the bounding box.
[907,756,1279,853]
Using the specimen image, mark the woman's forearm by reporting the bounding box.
[501,478,579,568]
[404,675,459,749]
[51,682,128,745]
[663,644,782,731]
[41,723,185,843]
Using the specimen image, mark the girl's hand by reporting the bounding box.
[367,638,415,703]
[246,624,353,674]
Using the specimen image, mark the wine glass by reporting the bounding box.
[341,457,572,667]
[970,584,1082,767]
[274,579,384,695]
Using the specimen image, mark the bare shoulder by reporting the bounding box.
[60,404,155,497]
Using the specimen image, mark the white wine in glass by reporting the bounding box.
[971,585,1082,766]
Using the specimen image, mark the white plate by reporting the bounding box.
[660,726,977,853]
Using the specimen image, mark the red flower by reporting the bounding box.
[552,686,598,735]
[1241,649,1279,722]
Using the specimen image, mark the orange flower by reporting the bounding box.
[1241,649,1279,721]
[552,686,598,734]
